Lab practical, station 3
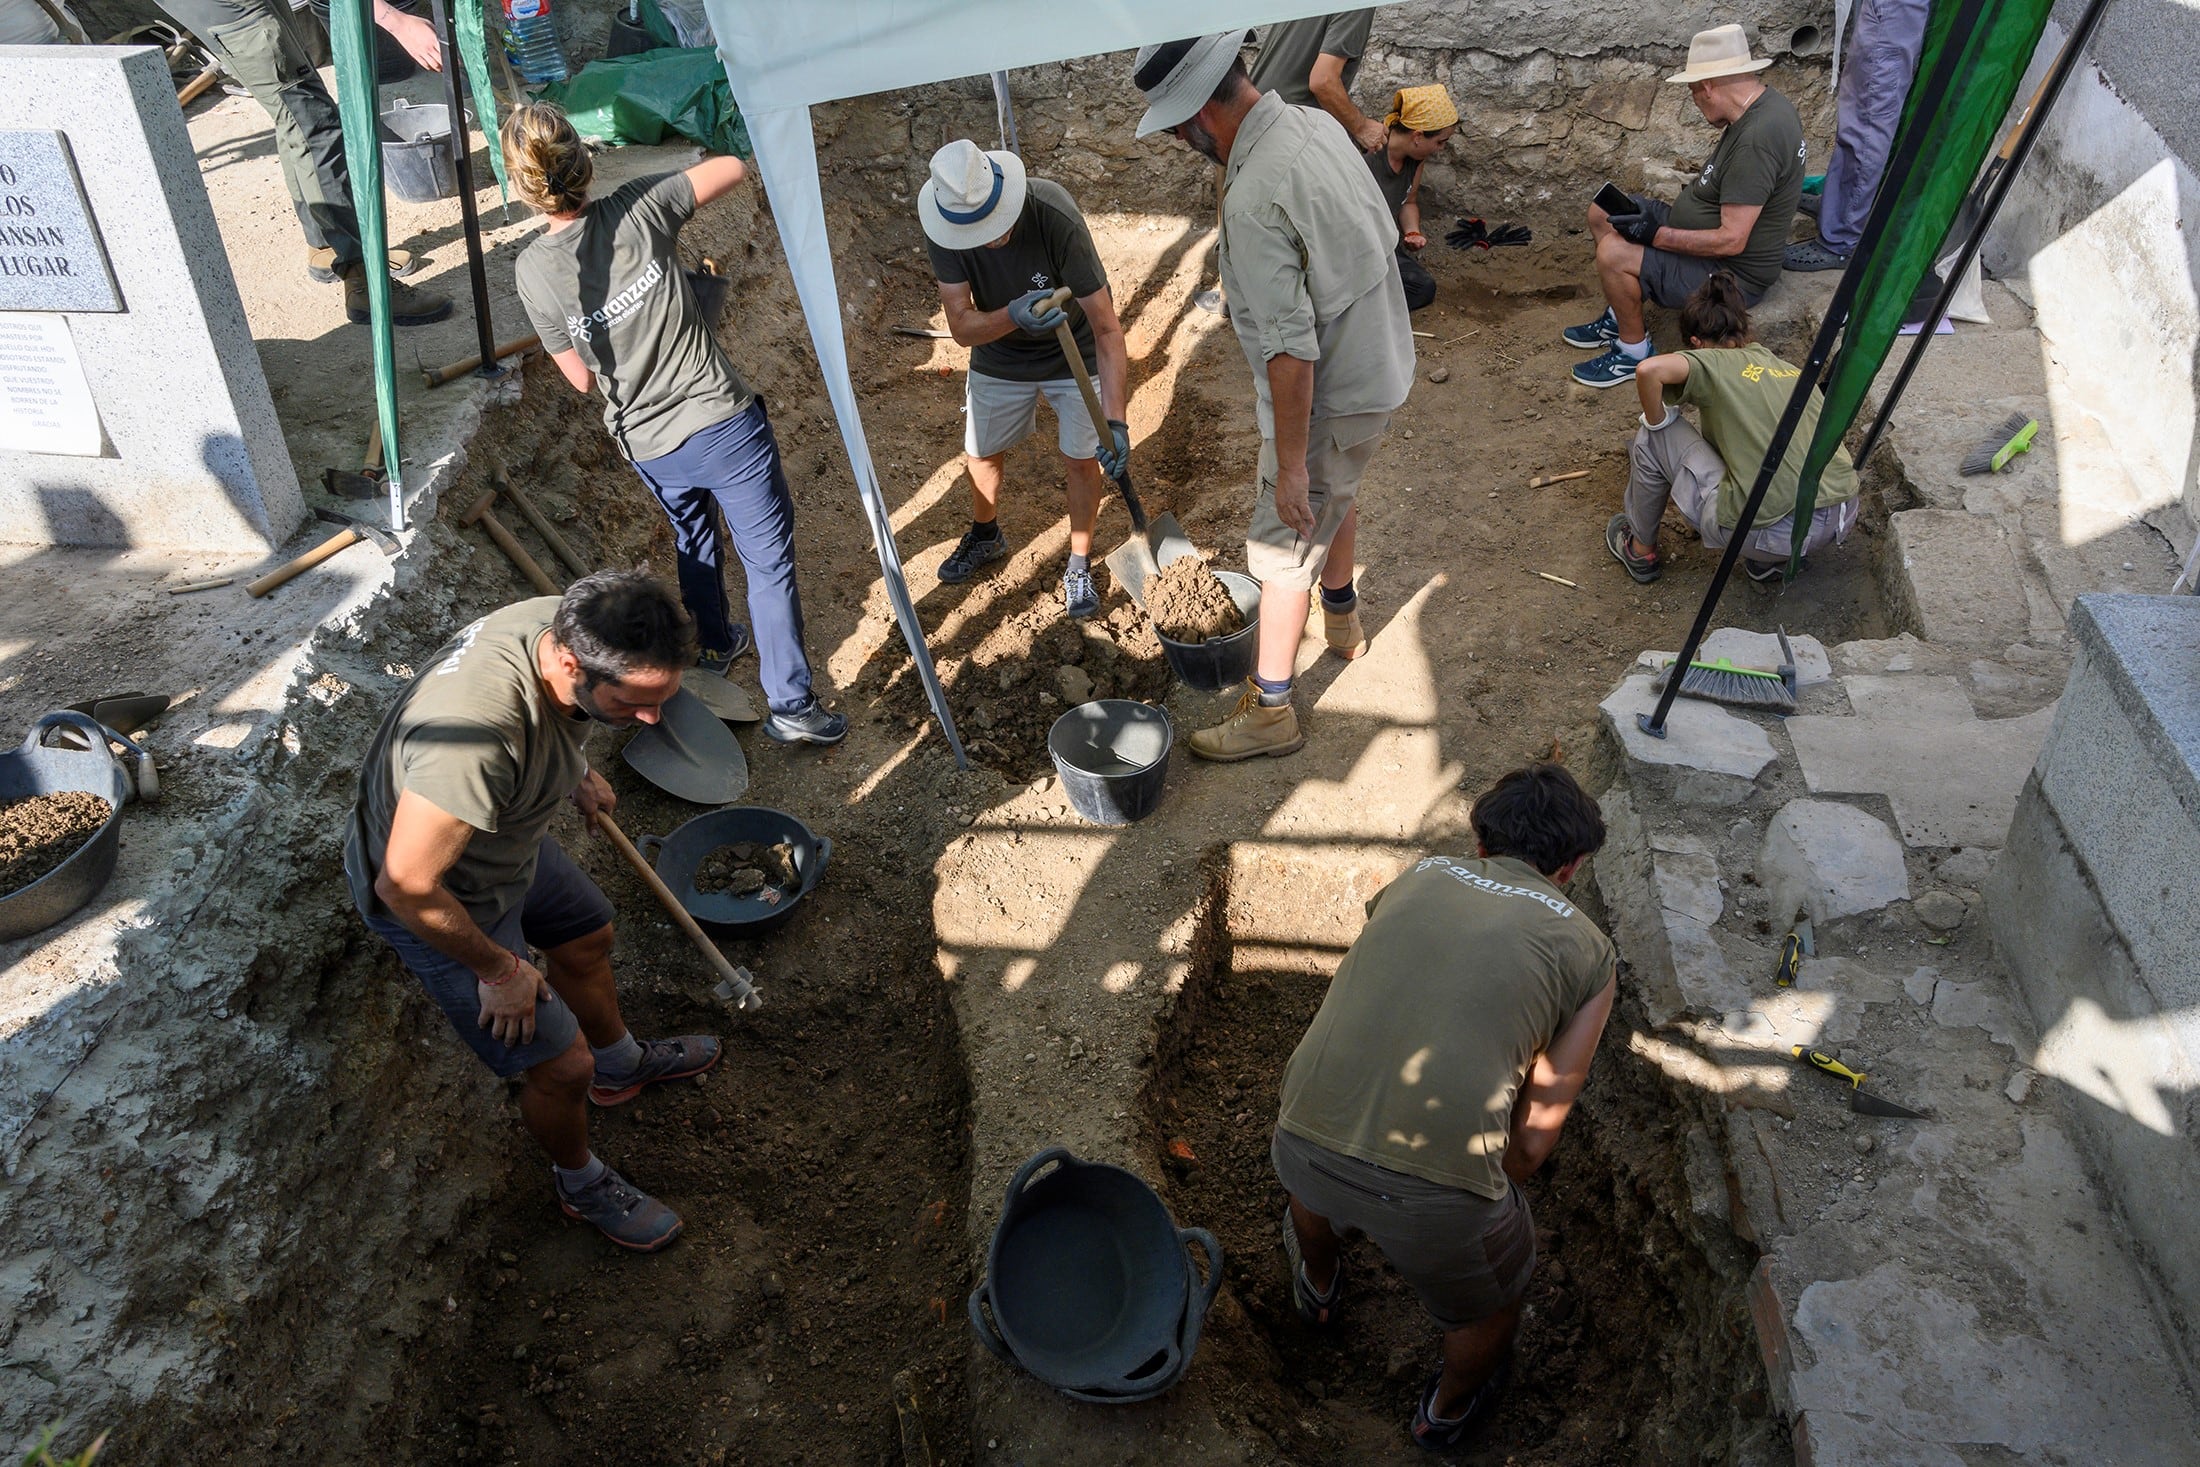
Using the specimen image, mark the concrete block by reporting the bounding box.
[1758,799,1909,923]
[0,47,303,551]
[1792,1411,1965,1467]
[1599,672,1777,804]
[1883,509,2033,650]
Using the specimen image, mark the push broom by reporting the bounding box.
[1652,627,1800,712]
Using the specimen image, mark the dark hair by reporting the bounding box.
[1209,57,1253,107]
[1470,763,1607,876]
[552,570,695,683]
[1679,271,1754,346]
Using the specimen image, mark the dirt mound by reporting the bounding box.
[1145,559,1243,644]
[0,790,111,896]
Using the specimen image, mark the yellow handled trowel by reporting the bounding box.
[1792,1047,1929,1119]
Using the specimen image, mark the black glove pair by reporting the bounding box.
[1446,217,1535,250]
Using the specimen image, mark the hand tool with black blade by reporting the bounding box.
[1792,1046,1928,1118]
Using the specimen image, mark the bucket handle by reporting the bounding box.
[967,1280,1016,1366]
[802,835,832,893]
[28,710,154,803]
[1173,1226,1225,1364]
[636,833,665,863]
[999,1145,1075,1223]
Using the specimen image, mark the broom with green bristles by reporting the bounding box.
[1652,627,1800,712]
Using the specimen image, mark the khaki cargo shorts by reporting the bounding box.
[964,370,1101,461]
[1246,411,1391,590]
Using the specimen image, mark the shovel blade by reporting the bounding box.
[622,688,750,804]
[1104,513,1198,610]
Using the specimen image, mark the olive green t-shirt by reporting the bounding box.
[1664,86,1805,298]
[514,171,755,463]
[1249,10,1374,106]
[1277,855,1616,1199]
[1667,343,1861,528]
[344,599,593,924]
[1365,147,1421,237]
[925,178,1107,384]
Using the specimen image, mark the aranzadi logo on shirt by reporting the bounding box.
[1413,856,1576,918]
[565,257,666,345]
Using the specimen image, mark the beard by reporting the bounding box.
[1178,116,1226,166]
[573,678,640,727]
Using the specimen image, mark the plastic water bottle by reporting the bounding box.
[502,0,570,85]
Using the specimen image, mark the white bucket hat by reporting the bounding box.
[1666,24,1774,84]
[1132,32,1244,138]
[918,139,1029,250]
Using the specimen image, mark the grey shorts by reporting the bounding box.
[1273,1127,1535,1330]
[1246,412,1390,591]
[1630,198,1765,311]
[355,837,613,1077]
[964,370,1102,460]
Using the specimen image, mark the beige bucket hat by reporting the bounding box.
[1132,32,1244,138]
[918,139,1029,250]
[1667,24,1775,84]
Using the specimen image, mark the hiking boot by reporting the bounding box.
[590,1033,722,1107]
[1062,565,1099,619]
[309,245,418,284]
[1573,345,1642,388]
[1561,307,1618,349]
[763,699,849,747]
[937,524,1008,584]
[1281,1207,1342,1326]
[1409,1360,1511,1453]
[342,264,452,326]
[1322,603,1367,660]
[695,625,754,676]
[1606,513,1661,583]
[1188,681,1305,762]
[1783,237,1851,273]
[556,1164,683,1252]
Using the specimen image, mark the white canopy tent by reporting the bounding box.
[697,1,1344,765]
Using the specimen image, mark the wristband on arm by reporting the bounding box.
[479,950,519,987]
[1640,406,1679,432]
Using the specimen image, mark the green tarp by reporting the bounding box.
[328,0,402,526]
[1783,0,2059,572]
[454,0,509,203]
[542,45,753,159]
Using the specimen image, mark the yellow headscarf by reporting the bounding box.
[1385,85,1459,134]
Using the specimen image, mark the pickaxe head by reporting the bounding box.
[315,505,401,555]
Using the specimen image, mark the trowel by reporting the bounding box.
[1043,288,1196,609]
[1792,1046,1929,1119]
[622,688,749,805]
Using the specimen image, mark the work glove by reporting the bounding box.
[1006,288,1069,336]
[1488,223,1533,247]
[1445,216,1489,250]
[1607,210,1660,247]
[1096,419,1131,479]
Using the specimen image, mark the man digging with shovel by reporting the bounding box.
[343,573,722,1252]
[920,139,1132,621]
[1136,34,1414,761]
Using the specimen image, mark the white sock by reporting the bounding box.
[591,1030,643,1076]
[1617,336,1651,361]
[554,1153,606,1194]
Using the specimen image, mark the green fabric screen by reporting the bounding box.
[1784,0,2059,571]
[455,0,510,204]
[328,0,404,526]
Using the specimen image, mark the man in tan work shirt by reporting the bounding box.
[1134,33,1414,761]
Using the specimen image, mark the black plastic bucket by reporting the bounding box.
[379,99,459,204]
[969,1146,1222,1403]
[1047,700,1172,826]
[0,711,133,941]
[1154,570,1260,692]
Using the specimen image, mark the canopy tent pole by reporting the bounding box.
[329,0,405,532]
[991,71,1019,154]
[741,105,967,768]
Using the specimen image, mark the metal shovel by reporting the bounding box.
[1042,289,1195,608]
[622,687,749,805]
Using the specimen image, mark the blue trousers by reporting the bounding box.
[631,399,816,714]
[1820,0,1932,253]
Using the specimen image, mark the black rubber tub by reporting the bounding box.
[637,805,829,935]
[0,711,134,941]
[1153,571,1260,692]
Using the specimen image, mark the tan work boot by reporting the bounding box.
[1323,603,1367,660]
[341,263,452,326]
[1188,681,1305,762]
[309,245,417,283]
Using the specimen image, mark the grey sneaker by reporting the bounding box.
[1062,565,1099,618]
[695,625,753,675]
[938,525,1009,583]
[557,1166,682,1252]
[763,699,849,746]
[1606,513,1661,583]
[590,1034,722,1107]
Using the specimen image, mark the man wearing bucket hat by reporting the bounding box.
[1271,764,1616,1450]
[1367,85,1461,313]
[920,140,1130,621]
[1134,34,1413,763]
[1564,24,1804,389]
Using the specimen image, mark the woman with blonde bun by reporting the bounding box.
[505,103,845,746]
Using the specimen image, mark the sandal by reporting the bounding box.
[1281,1207,1342,1326]
[1409,1359,1510,1452]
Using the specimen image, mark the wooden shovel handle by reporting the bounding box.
[594,810,763,1011]
[246,527,359,597]
[1044,286,1111,439]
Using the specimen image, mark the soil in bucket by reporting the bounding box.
[694,839,800,896]
[1145,560,1244,643]
[0,790,111,898]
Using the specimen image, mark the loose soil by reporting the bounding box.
[695,841,800,897]
[0,790,112,897]
[1145,558,1245,644]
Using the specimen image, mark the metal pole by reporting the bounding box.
[428,0,498,377]
[991,71,1018,154]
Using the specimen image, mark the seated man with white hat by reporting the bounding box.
[919,140,1131,621]
[1565,24,1804,390]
